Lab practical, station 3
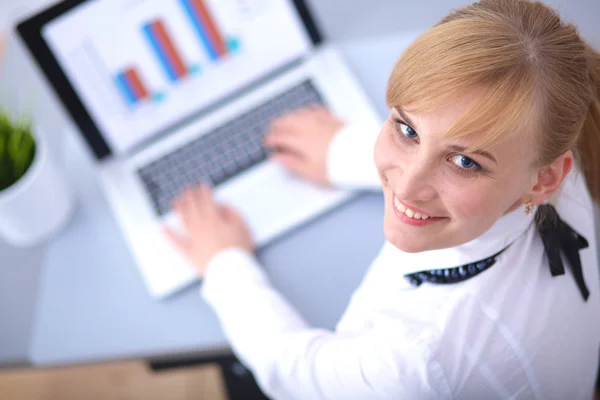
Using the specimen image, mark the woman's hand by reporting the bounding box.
[163,184,254,278]
[264,106,344,185]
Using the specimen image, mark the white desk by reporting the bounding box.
[0,29,421,367]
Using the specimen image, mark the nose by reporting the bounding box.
[392,152,437,203]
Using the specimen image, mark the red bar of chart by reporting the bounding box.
[124,68,149,99]
[115,67,150,106]
[143,19,188,82]
[110,1,242,109]
[180,0,228,61]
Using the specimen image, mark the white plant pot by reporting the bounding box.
[0,127,75,247]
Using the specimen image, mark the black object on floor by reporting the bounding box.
[149,353,270,400]
[219,357,271,400]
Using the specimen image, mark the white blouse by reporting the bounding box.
[200,123,600,400]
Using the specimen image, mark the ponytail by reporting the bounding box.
[577,45,600,205]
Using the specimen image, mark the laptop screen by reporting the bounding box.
[40,0,313,155]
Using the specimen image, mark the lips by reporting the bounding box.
[393,197,432,220]
[391,195,447,227]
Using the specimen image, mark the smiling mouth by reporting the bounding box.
[391,195,448,227]
[393,197,432,220]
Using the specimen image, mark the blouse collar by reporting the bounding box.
[382,204,535,276]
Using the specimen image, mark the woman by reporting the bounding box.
[164,0,600,398]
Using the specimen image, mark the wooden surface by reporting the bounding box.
[0,360,228,400]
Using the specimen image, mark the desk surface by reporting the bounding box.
[2,31,421,367]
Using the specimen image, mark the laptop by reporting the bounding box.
[16,0,381,299]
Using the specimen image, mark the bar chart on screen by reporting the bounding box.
[44,0,311,152]
[85,0,242,111]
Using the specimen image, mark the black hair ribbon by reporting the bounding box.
[535,204,589,301]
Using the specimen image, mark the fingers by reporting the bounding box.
[219,204,243,222]
[266,116,303,142]
[174,189,201,234]
[264,131,306,155]
[270,151,307,176]
[267,105,319,135]
[171,183,217,234]
[269,105,333,131]
[306,104,330,117]
[162,225,191,256]
[265,105,336,153]
[273,105,316,124]
[265,115,312,155]
[194,183,218,217]
[219,204,255,251]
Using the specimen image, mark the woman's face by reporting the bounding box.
[374,92,540,253]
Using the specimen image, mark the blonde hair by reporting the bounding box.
[386,0,600,204]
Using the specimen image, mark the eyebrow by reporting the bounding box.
[394,107,497,164]
[394,107,417,129]
[448,145,497,164]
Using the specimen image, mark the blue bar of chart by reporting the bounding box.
[114,67,151,106]
[103,0,244,111]
[143,19,188,82]
[180,0,228,61]
[115,72,137,106]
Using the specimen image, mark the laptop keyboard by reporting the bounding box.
[137,80,324,216]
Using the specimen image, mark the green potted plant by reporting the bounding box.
[0,109,75,246]
[0,112,36,191]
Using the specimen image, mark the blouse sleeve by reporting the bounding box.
[326,120,382,191]
[200,248,443,400]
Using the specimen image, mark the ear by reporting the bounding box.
[525,150,573,205]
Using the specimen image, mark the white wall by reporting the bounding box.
[305,0,600,48]
[1,0,599,47]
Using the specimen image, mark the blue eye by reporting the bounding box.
[450,155,480,171]
[399,122,418,140]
